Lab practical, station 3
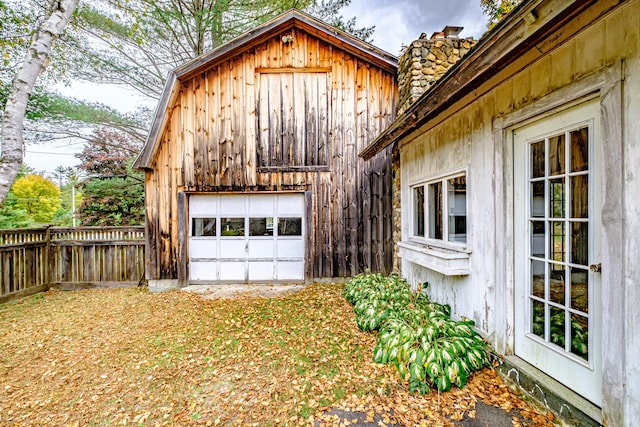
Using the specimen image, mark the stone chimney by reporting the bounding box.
[397,26,478,115]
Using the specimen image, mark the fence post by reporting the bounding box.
[44,225,51,289]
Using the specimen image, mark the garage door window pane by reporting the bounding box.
[279,217,302,236]
[192,218,216,236]
[249,217,274,236]
[221,218,245,236]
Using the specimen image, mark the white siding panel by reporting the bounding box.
[190,261,218,281]
[277,261,305,280]
[248,240,275,258]
[219,262,246,281]
[277,239,304,259]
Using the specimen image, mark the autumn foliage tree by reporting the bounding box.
[10,173,61,224]
[480,0,522,28]
[75,129,144,226]
[76,128,140,176]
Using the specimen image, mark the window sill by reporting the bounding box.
[398,241,470,276]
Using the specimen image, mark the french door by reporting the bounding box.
[513,100,602,406]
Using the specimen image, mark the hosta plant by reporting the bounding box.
[344,273,490,393]
[343,273,413,331]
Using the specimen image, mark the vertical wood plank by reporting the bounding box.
[295,29,306,68]
[270,74,283,166]
[193,74,206,189]
[257,73,269,168]
[182,81,195,188]
[219,60,232,186]
[305,73,318,166]
[293,72,306,166]
[268,35,281,68]
[319,172,333,277]
[282,29,293,67]
[281,73,294,167]
[208,66,221,186]
[231,56,245,188]
[244,52,257,187]
[304,190,313,281]
[357,63,373,272]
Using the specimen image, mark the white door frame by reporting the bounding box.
[512,100,602,406]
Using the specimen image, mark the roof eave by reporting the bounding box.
[174,9,397,80]
[359,0,599,160]
[133,71,177,170]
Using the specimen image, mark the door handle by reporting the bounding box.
[589,263,601,273]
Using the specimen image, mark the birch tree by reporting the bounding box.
[0,0,79,203]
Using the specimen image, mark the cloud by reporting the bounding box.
[343,0,487,55]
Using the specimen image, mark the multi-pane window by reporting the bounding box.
[412,173,467,244]
[528,126,591,361]
[191,217,302,237]
[249,218,274,236]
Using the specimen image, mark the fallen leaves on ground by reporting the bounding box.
[0,285,554,426]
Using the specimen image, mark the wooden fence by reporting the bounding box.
[0,226,145,304]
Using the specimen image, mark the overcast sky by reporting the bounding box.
[343,0,487,55]
[27,1,489,173]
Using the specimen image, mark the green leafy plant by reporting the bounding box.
[344,273,413,331]
[344,273,490,393]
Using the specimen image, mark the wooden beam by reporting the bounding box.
[256,67,332,73]
[177,192,188,287]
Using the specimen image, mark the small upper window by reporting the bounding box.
[192,218,216,237]
[278,217,302,236]
[412,173,467,244]
[221,218,245,237]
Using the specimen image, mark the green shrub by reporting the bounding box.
[344,273,490,393]
[344,273,412,331]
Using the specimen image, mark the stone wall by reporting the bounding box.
[391,143,401,273]
[397,32,477,116]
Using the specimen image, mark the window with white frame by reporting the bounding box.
[412,173,467,244]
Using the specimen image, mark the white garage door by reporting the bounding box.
[189,193,305,282]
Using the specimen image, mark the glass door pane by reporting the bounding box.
[528,127,591,359]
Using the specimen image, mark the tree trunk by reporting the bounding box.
[0,0,80,204]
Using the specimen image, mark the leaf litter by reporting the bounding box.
[0,285,555,426]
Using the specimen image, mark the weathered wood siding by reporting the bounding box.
[48,227,145,288]
[0,228,48,303]
[145,27,397,280]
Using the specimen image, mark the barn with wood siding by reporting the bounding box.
[134,9,398,288]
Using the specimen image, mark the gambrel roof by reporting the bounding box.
[134,8,398,170]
